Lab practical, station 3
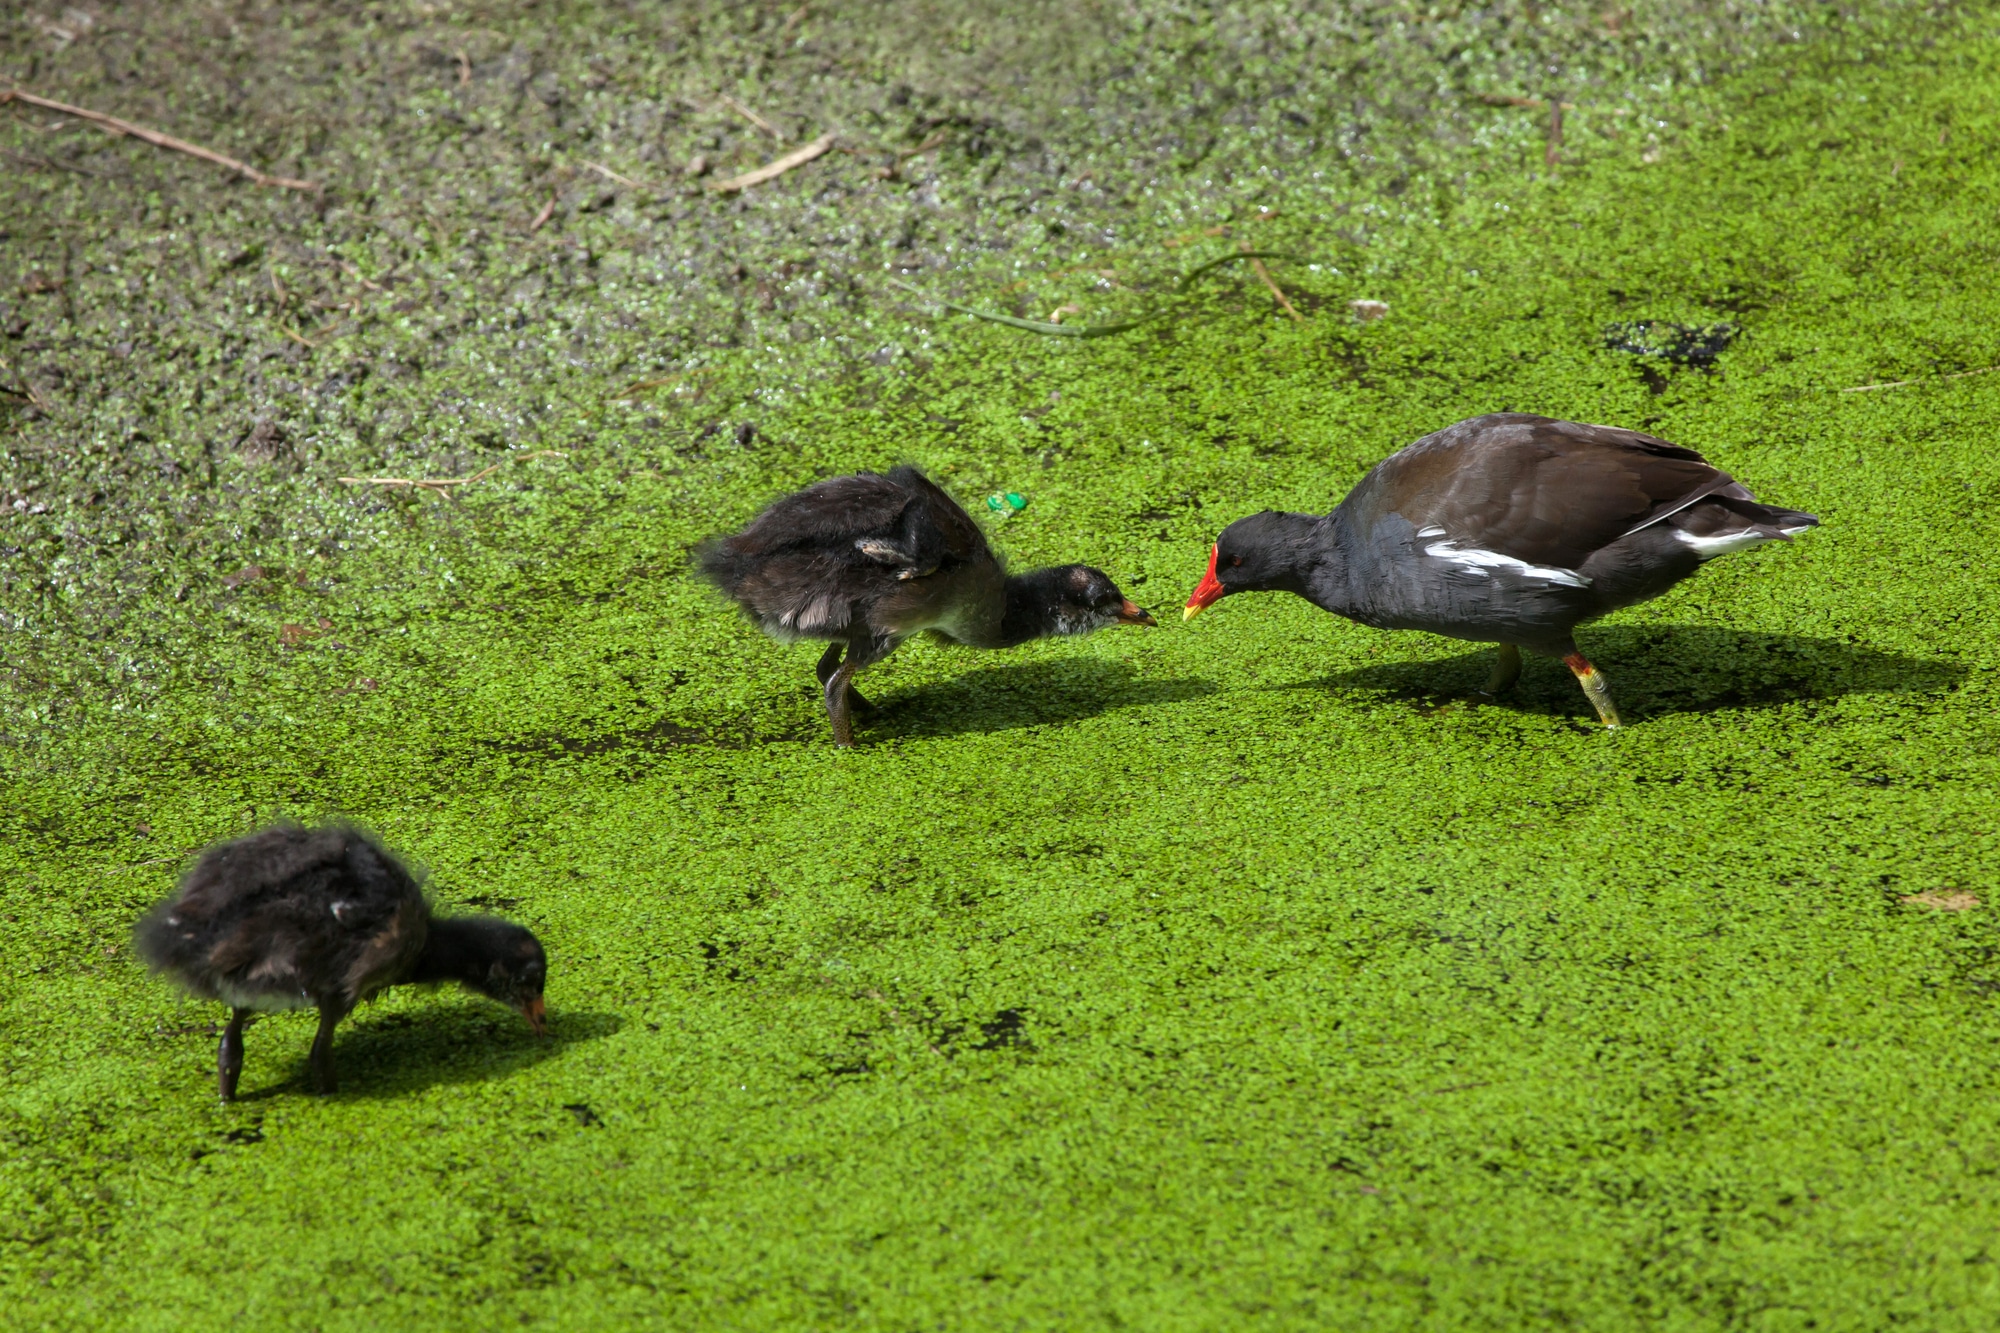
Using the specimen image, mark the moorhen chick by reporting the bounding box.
[135,823,548,1100]
[1184,413,1818,727]
[698,465,1156,745]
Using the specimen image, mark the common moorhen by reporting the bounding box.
[1184,413,1818,727]
[698,465,1156,745]
[135,823,548,1100]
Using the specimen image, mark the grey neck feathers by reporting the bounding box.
[1252,512,1345,607]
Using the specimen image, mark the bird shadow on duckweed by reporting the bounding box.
[867,657,1217,740]
[236,1004,622,1102]
[1296,627,1963,723]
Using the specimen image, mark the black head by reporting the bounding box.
[1185,511,1321,618]
[427,916,549,1034]
[1037,564,1157,636]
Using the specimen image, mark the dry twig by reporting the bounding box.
[0,358,50,411]
[1478,92,1576,110]
[0,87,317,190]
[1902,891,1981,911]
[337,450,567,497]
[1,143,103,177]
[584,160,648,190]
[1545,100,1564,167]
[710,133,836,193]
[1244,244,1304,322]
[610,371,711,400]
[719,94,784,141]
[529,193,559,232]
[336,260,385,292]
[899,129,948,161]
[455,49,472,87]
[1841,366,1999,393]
[779,5,810,39]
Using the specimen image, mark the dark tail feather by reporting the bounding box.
[133,899,198,975]
[1714,492,1818,537]
[693,536,754,597]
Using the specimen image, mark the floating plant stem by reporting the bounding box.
[888,251,1299,339]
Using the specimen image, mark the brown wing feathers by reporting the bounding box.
[1387,416,1738,570]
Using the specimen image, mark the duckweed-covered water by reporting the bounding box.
[5,1,1999,1327]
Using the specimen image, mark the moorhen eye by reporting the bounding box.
[1183,413,1817,728]
[697,466,1154,746]
[136,823,549,1101]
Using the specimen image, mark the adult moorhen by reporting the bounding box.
[698,465,1155,745]
[1183,413,1818,727]
[136,823,548,1100]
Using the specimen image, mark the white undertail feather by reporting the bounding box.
[1422,538,1592,588]
[1673,525,1814,559]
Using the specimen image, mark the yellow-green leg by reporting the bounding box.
[1484,643,1522,694]
[1562,651,1622,729]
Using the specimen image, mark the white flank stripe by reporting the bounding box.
[1423,539,1591,587]
[1673,528,1777,558]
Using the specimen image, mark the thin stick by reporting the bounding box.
[0,359,50,410]
[1244,245,1303,322]
[1841,366,2000,393]
[779,5,810,39]
[1477,93,1576,110]
[719,94,784,142]
[888,251,1296,339]
[583,160,647,190]
[0,87,317,191]
[1545,99,1564,167]
[709,133,835,193]
[455,49,472,87]
[529,193,558,232]
[336,260,384,292]
[898,129,948,160]
[611,375,681,399]
[1,144,103,177]
[336,450,567,496]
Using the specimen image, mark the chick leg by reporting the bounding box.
[1483,643,1522,695]
[816,641,875,715]
[217,1008,249,1102]
[822,636,897,747]
[824,659,860,747]
[308,1004,347,1095]
[1563,652,1623,729]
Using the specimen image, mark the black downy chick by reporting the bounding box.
[135,823,548,1100]
[697,465,1155,745]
